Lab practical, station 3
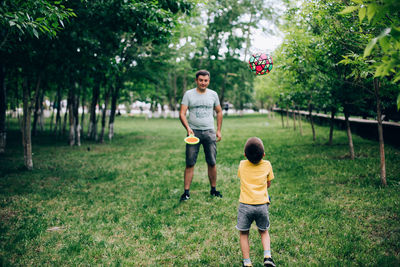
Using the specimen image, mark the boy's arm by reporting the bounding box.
[267,180,271,188]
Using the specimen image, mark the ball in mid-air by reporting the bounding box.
[248,53,273,75]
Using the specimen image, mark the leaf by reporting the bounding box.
[358,7,366,23]
[391,26,400,39]
[32,28,39,38]
[394,74,400,83]
[9,21,16,26]
[378,36,390,52]
[338,59,350,65]
[367,4,377,22]
[397,94,400,110]
[351,0,363,4]
[377,28,391,39]
[15,24,24,34]
[339,6,359,15]
[364,37,378,57]
[40,25,49,33]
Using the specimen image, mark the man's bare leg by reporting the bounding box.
[180,166,195,201]
[208,164,222,197]
[207,164,217,187]
[184,165,195,190]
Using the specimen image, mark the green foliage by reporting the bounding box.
[272,0,399,120]
[398,93,400,109]
[339,0,400,102]
[0,116,399,265]
[0,0,76,41]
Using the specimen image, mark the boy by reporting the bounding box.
[236,137,275,267]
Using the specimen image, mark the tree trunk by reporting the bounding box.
[54,87,62,135]
[344,107,355,160]
[39,92,45,132]
[308,102,316,141]
[62,101,68,136]
[292,106,296,131]
[374,78,386,186]
[68,88,76,146]
[109,83,120,141]
[297,106,303,136]
[88,84,100,140]
[168,72,178,111]
[22,78,33,170]
[49,97,55,132]
[280,109,284,128]
[100,87,110,143]
[328,108,336,145]
[182,69,187,96]
[285,107,289,128]
[80,93,85,137]
[74,90,80,146]
[220,73,227,104]
[0,63,6,153]
[31,76,42,136]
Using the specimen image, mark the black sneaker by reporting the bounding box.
[180,193,190,201]
[210,190,222,198]
[264,257,275,267]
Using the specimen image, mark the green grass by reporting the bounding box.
[1,114,399,266]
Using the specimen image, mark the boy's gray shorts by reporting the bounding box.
[186,129,217,166]
[236,203,270,231]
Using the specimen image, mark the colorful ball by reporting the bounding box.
[248,53,273,75]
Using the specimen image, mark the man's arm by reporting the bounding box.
[215,105,223,142]
[179,104,193,136]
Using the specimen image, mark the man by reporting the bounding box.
[179,70,223,201]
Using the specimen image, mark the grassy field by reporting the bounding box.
[1,114,399,266]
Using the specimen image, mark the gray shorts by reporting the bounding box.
[236,203,270,231]
[186,129,217,167]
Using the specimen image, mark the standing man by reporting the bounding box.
[179,70,223,201]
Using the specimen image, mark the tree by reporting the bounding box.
[339,0,400,186]
[0,0,75,157]
[1,0,194,168]
[0,0,75,168]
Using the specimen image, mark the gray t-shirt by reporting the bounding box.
[181,88,220,130]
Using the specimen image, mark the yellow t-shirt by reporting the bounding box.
[238,159,274,204]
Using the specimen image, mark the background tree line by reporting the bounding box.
[0,0,275,169]
[255,0,400,186]
[0,0,398,183]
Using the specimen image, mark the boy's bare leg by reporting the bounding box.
[184,166,195,190]
[240,230,250,259]
[259,229,271,251]
[207,164,217,187]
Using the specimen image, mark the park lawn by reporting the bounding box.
[0,114,399,266]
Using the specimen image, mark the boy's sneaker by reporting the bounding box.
[180,193,190,201]
[264,257,275,267]
[242,263,252,267]
[210,190,222,198]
